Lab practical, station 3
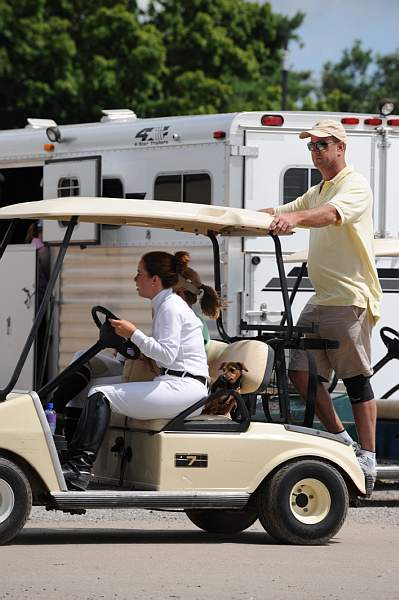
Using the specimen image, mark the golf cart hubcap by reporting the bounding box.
[289,478,331,524]
[0,478,15,523]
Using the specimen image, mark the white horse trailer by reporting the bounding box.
[0,108,399,397]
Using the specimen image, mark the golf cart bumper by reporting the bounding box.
[0,392,64,492]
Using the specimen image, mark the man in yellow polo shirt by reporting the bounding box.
[260,119,382,486]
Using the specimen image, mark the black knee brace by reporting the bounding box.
[342,375,374,404]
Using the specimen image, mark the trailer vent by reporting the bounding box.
[26,118,57,129]
[100,109,137,123]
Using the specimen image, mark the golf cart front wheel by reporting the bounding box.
[257,459,348,545]
[0,457,32,545]
[185,508,257,534]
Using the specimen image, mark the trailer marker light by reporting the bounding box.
[213,131,226,139]
[43,143,55,152]
[341,117,359,125]
[364,118,382,126]
[261,115,284,126]
[387,119,399,126]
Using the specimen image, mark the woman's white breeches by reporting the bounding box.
[89,374,207,420]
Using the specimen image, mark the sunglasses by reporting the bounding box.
[307,140,336,151]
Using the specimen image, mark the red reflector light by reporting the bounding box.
[364,118,382,125]
[341,117,359,125]
[261,114,284,126]
[388,119,399,126]
[213,130,226,139]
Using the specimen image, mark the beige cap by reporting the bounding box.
[299,119,347,143]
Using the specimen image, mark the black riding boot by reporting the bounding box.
[62,392,110,491]
[63,406,83,444]
[52,365,91,435]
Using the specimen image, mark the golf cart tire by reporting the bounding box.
[257,459,348,545]
[185,508,258,534]
[0,457,32,545]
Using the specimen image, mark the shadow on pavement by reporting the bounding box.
[12,527,340,547]
[13,528,272,546]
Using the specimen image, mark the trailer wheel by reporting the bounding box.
[0,457,32,545]
[257,459,348,545]
[185,508,257,534]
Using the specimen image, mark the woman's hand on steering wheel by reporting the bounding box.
[91,305,141,360]
[109,319,137,339]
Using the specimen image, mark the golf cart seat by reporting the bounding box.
[376,398,399,420]
[127,339,274,431]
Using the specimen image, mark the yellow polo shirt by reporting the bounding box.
[276,166,382,321]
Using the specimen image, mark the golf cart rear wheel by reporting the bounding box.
[0,457,32,545]
[185,508,257,534]
[257,459,348,545]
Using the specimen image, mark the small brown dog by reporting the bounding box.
[202,361,248,418]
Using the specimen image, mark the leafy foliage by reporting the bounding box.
[311,41,399,114]
[146,0,307,114]
[0,2,398,128]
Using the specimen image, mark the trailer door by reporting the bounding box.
[0,245,36,391]
[42,156,101,244]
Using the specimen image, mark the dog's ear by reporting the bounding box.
[239,362,248,372]
[219,362,226,371]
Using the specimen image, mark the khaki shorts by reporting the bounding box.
[289,303,373,381]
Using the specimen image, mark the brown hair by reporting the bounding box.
[141,251,179,288]
[173,251,224,319]
[24,222,41,243]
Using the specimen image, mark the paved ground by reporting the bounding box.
[1,496,399,600]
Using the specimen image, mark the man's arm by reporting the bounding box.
[265,203,340,235]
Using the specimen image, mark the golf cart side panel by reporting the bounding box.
[123,431,163,490]
[148,423,366,494]
[0,393,61,491]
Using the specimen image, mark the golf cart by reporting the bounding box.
[0,198,368,546]
[282,242,399,485]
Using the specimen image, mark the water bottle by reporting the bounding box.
[45,402,57,435]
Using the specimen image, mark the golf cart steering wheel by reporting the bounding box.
[91,305,140,360]
[380,326,399,359]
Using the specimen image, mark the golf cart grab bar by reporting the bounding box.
[0,219,18,262]
[0,216,79,402]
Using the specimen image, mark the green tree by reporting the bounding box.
[0,0,165,127]
[310,40,399,114]
[0,0,78,127]
[146,0,308,115]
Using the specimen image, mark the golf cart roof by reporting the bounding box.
[0,197,273,236]
[284,238,399,263]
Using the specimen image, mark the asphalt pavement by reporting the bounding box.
[1,492,399,600]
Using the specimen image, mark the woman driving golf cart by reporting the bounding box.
[52,251,223,438]
[62,250,211,490]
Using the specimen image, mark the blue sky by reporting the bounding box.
[265,0,399,78]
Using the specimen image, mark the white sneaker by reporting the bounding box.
[352,441,361,455]
[357,453,377,494]
[357,453,377,476]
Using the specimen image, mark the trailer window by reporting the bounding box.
[102,178,124,198]
[154,173,211,204]
[154,175,181,201]
[183,174,211,205]
[57,177,80,197]
[283,168,322,204]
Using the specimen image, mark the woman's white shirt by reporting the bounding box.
[131,288,209,377]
